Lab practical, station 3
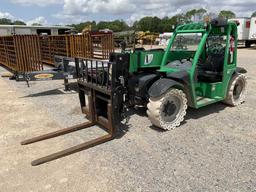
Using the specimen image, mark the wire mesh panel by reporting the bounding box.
[0,35,43,72]
[39,36,51,64]
[69,32,114,59]
[14,35,43,72]
[0,32,114,73]
[69,34,92,58]
[3,36,17,71]
[0,37,8,68]
[39,35,69,65]
[90,32,114,60]
[101,33,115,59]
[50,35,69,58]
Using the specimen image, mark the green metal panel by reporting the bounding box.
[129,50,164,72]
[195,82,224,98]
[129,52,138,72]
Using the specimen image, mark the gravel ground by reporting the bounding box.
[0,47,256,192]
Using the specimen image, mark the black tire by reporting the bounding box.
[147,89,187,130]
[245,41,251,48]
[223,73,247,106]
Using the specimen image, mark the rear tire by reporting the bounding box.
[223,73,247,106]
[147,89,187,130]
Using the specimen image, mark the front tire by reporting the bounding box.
[147,89,187,130]
[245,41,251,48]
[223,73,247,106]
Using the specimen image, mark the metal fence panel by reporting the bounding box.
[0,32,114,73]
[0,35,43,72]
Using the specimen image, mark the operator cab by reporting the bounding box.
[160,19,238,108]
[197,27,236,83]
[197,34,226,83]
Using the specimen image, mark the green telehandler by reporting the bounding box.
[22,19,247,165]
[126,18,247,129]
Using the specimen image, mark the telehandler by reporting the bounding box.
[22,19,247,165]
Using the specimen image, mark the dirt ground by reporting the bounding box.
[0,47,256,192]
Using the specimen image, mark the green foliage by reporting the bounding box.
[186,9,197,21]
[70,8,234,34]
[186,8,207,22]
[32,23,42,26]
[158,17,174,33]
[69,21,97,32]
[218,10,236,19]
[97,20,129,32]
[133,8,207,32]
[0,18,12,25]
[0,8,242,33]
[252,11,256,17]
[13,20,26,25]
[196,8,207,20]
[70,20,128,32]
[172,14,190,25]
[135,16,161,32]
[0,18,26,25]
[158,15,190,32]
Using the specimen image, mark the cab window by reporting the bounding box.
[171,33,202,51]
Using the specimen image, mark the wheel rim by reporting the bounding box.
[233,79,245,101]
[161,96,181,123]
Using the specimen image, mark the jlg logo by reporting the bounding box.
[145,54,154,65]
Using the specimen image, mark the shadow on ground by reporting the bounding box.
[125,102,227,132]
[22,83,78,98]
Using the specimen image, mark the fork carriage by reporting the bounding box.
[21,53,129,166]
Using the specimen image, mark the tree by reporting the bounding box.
[158,17,177,32]
[252,11,256,17]
[172,14,190,25]
[185,9,207,22]
[70,20,128,32]
[196,8,207,21]
[69,21,97,32]
[0,18,26,25]
[218,10,236,20]
[136,17,151,31]
[97,20,129,32]
[158,17,170,32]
[136,16,161,32]
[0,18,12,25]
[13,20,26,25]
[32,23,42,26]
[132,21,139,30]
[204,12,218,21]
[186,9,197,22]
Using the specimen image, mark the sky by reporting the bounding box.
[0,0,256,26]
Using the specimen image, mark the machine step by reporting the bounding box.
[196,96,222,107]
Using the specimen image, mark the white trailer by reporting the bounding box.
[248,17,256,47]
[229,18,251,46]
[229,18,250,40]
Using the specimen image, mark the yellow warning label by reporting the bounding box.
[34,74,54,79]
